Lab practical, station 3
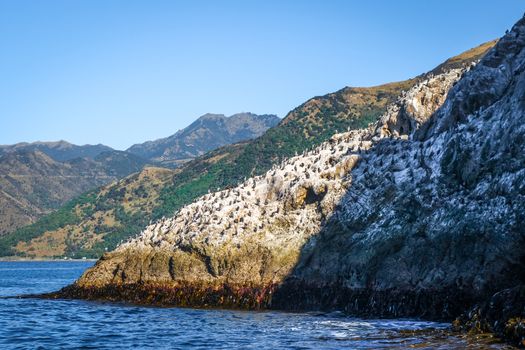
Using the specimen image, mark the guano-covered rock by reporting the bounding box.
[50,15,525,347]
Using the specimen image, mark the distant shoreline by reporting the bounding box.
[0,257,98,262]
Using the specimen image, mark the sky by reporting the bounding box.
[1,1,523,150]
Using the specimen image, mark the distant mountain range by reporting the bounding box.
[0,112,278,237]
[0,141,113,162]
[126,113,280,167]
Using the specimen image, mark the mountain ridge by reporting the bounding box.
[126,112,280,167]
[0,141,114,162]
[0,112,277,238]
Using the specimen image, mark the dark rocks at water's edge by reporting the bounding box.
[46,15,525,348]
[44,282,277,310]
[48,280,525,346]
[272,281,525,347]
[271,280,478,320]
[453,285,525,348]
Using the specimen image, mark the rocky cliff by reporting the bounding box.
[63,62,465,294]
[50,18,525,346]
[274,19,525,346]
[273,17,525,345]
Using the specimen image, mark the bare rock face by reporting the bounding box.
[374,68,462,139]
[53,15,525,346]
[73,130,365,292]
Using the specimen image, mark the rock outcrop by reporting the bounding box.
[274,16,525,346]
[54,55,467,297]
[52,16,525,347]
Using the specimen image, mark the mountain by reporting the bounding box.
[0,166,177,258]
[0,40,495,259]
[54,17,525,346]
[0,149,149,236]
[127,113,280,167]
[0,141,114,162]
[0,113,277,239]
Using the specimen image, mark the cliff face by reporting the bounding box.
[273,17,525,345]
[281,25,525,294]
[54,17,524,346]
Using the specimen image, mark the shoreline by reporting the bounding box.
[0,257,98,262]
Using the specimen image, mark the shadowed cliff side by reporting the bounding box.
[272,16,525,347]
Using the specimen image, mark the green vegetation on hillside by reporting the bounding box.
[0,192,96,256]
[150,93,394,221]
[0,86,396,258]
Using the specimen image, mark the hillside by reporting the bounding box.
[1,167,177,258]
[127,113,280,167]
[0,113,276,240]
[0,40,495,258]
[0,150,149,236]
[56,18,525,346]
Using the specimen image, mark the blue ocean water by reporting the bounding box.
[0,261,512,349]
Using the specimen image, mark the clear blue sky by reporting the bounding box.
[1,1,523,150]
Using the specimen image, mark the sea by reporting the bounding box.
[0,261,514,349]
